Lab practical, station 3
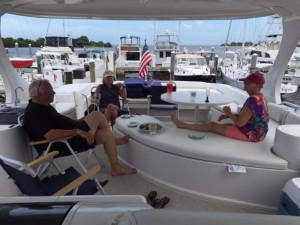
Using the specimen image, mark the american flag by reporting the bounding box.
[138,40,152,78]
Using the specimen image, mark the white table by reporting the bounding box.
[161,90,234,123]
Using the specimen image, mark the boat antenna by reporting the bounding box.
[178,21,181,48]
[46,18,51,37]
[154,21,156,44]
[240,19,247,65]
[63,19,65,36]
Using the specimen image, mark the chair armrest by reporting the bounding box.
[19,151,60,171]
[121,98,129,103]
[53,165,101,196]
[29,136,72,145]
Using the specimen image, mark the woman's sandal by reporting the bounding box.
[153,196,170,208]
[146,191,157,205]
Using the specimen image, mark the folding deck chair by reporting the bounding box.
[17,114,106,194]
[0,151,106,196]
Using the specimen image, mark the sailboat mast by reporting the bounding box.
[224,20,232,51]
[241,19,247,65]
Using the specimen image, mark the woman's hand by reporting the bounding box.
[116,83,125,89]
[223,106,232,116]
[218,106,232,122]
[218,114,228,122]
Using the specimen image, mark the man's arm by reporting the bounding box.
[44,128,94,145]
[44,129,78,140]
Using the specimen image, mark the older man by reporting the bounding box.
[24,79,136,176]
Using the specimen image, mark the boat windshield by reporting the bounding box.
[176,57,206,66]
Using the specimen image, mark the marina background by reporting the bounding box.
[6,45,239,58]
[5,45,300,105]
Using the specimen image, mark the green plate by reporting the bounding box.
[127,121,139,127]
[120,114,131,119]
[188,132,206,140]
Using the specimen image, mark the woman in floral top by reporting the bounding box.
[171,72,269,142]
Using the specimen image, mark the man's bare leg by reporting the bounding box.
[84,111,136,176]
[95,128,137,176]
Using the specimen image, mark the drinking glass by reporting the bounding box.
[166,82,173,94]
[148,123,158,136]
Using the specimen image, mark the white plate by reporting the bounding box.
[120,114,131,119]
[127,121,139,127]
[188,132,206,140]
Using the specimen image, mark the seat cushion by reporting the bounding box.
[125,78,148,98]
[44,167,98,195]
[283,111,300,125]
[268,102,288,124]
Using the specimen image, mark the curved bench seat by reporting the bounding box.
[114,115,300,211]
[115,115,286,170]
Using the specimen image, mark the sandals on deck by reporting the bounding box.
[146,191,170,208]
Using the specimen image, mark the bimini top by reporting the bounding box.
[2,0,300,20]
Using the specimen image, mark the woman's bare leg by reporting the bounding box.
[170,114,230,136]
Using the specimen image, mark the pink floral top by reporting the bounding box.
[239,93,269,142]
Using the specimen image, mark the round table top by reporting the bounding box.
[161,90,234,106]
[277,124,300,137]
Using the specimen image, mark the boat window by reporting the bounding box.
[166,51,171,57]
[160,52,164,58]
[251,50,262,57]
[126,52,140,61]
[199,58,207,65]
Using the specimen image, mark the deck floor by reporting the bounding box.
[47,145,271,214]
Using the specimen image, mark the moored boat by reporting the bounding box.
[115,34,142,79]
[174,54,215,82]
[9,57,33,69]
[154,32,179,68]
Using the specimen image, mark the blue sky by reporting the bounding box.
[1,14,275,45]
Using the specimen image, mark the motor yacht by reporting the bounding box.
[1,0,300,224]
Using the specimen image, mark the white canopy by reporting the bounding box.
[1,0,300,21]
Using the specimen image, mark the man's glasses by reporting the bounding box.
[37,80,43,93]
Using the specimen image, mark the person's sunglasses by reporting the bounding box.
[37,80,43,93]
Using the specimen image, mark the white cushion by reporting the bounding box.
[273,125,300,170]
[268,102,288,124]
[283,111,300,125]
[54,103,75,115]
[115,115,287,170]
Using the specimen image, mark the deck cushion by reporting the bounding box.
[283,111,300,125]
[268,102,288,124]
[115,115,288,170]
[124,78,151,98]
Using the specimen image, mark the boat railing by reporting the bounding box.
[282,101,300,112]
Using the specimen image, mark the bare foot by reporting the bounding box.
[116,135,129,145]
[170,114,185,128]
[111,163,137,176]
